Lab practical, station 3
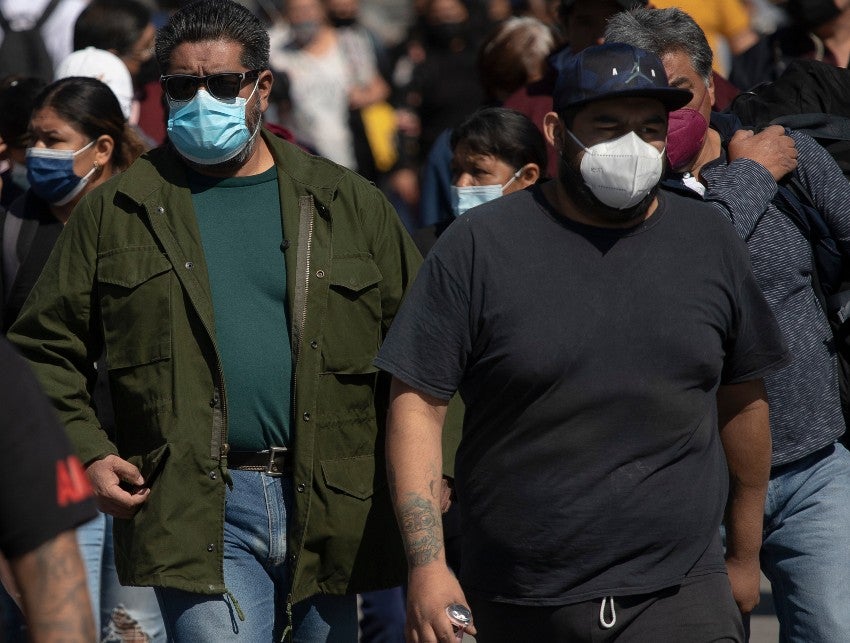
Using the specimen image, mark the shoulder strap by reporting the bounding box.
[776,177,845,301]
[34,0,63,29]
[0,0,62,32]
[2,195,39,305]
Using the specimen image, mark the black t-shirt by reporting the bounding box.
[375,186,789,605]
[0,337,96,558]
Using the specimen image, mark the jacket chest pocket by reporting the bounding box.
[321,255,382,374]
[97,248,173,369]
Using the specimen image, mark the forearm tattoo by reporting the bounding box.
[397,492,443,568]
[17,531,96,642]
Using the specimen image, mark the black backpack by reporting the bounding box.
[0,0,62,82]
[728,59,850,180]
[728,60,850,436]
[773,181,850,441]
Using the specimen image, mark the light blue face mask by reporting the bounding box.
[167,82,260,165]
[451,168,522,217]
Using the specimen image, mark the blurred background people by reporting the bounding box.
[731,0,850,89]
[56,47,135,125]
[0,0,88,80]
[270,0,386,170]
[72,0,163,146]
[0,77,44,210]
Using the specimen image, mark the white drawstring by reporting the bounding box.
[599,596,617,629]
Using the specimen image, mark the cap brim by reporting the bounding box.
[561,87,693,113]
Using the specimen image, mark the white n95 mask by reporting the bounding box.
[565,130,663,210]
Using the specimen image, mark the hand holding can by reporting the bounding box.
[446,603,472,641]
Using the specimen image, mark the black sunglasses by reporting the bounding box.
[160,69,262,102]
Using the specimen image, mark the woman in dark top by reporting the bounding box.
[1,76,144,332]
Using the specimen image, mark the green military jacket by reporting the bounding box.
[8,131,421,603]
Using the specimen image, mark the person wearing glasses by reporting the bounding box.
[7,0,422,640]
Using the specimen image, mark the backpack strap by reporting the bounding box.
[2,194,39,305]
[0,0,63,33]
[34,0,63,30]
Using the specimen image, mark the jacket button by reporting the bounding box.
[156,206,165,214]
[209,471,217,480]
[316,269,325,278]
[310,340,318,349]
[281,239,290,251]
[185,261,194,270]
[207,543,216,552]
[297,483,306,493]
[303,412,310,421]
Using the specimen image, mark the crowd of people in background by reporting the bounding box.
[1,0,850,641]
[4,0,849,246]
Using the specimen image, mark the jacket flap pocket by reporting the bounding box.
[321,454,376,500]
[126,443,170,489]
[329,256,382,293]
[98,248,171,288]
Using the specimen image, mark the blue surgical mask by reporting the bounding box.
[167,83,260,165]
[451,168,522,217]
[26,141,97,206]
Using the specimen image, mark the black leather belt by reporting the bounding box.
[227,447,290,476]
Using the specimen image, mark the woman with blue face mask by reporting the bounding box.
[3,76,145,330]
[450,107,546,217]
[0,77,161,639]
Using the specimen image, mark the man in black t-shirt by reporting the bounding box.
[0,336,96,641]
[376,43,789,642]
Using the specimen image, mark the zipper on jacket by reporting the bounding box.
[291,197,316,398]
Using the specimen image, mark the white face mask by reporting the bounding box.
[451,168,522,217]
[565,129,664,210]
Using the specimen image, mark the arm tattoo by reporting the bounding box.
[13,531,96,642]
[398,493,443,568]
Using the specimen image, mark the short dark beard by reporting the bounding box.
[557,150,657,226]
[182,96,264,175]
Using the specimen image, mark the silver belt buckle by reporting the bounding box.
[264,446,288,477]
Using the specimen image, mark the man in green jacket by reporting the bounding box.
[7,0,421,639]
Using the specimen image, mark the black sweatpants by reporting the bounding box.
[467,572,745,642]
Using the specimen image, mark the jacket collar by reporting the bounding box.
[116,129,345,209]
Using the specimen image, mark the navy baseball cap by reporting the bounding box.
[552,43,692,113]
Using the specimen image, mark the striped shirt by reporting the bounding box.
[676,130,849,465]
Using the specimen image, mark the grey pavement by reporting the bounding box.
[749,573,779,643]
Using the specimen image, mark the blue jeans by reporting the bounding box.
[155,470,357,641]
[77,512,166,641]
[761,442,850,642]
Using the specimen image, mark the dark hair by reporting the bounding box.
[450,107,547,173]
[0,76,47,149]
[155,0,270,74]
[33,77,145,171]
[74,0,152,58]
[604,8,713,83]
